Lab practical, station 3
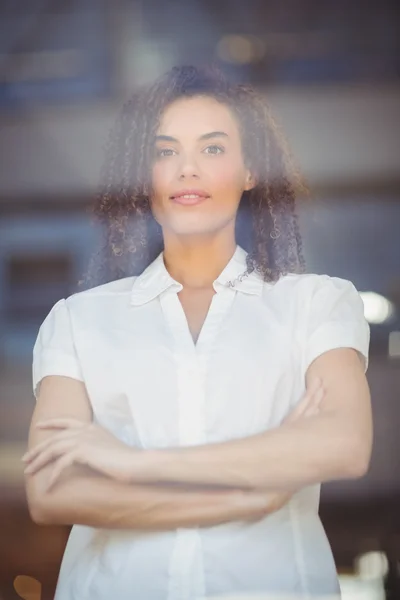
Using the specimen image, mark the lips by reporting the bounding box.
[170,189,210,206]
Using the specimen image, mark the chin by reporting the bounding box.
[165,215,224,237]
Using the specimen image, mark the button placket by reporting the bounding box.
[160,292,205,600]
[161,287,237,600]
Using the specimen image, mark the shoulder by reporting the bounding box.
[260,272,367,337]
[260,272,369,373]
[266,271,358,291]
[65,276,137,312]
[264,272,363,305]
[37,276,138,333]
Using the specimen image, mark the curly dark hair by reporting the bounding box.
[80,64,307,289]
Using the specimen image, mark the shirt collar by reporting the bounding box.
[130,244,263,306]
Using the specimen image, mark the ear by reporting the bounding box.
[243,169,257,192]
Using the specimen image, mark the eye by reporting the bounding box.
[155,148,176,158]
[203,145,224,155]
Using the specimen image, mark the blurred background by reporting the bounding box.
[0,1,399,598]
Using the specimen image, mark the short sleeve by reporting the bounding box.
[304,275,370,374]
[32,298,84,400]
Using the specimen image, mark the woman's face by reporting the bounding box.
[150,95,254,239]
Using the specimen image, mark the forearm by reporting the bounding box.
[32,465,269,530]
[134,413,364,491]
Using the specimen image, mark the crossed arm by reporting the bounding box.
[132,348,372,490]
[25,378,283,530]
[25,347,372,530]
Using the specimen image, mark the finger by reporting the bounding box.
[24,439,75,475]
[35,418,87,430]
[308,385,325,406]
[283,380,325,425]
[46,453,76,491]
[302,379,324,408]
[304,386,325,416]
[301,377,322,402]
[291,379,322,418]
[282,378,325,425]
[22,429,81,463]
[305,377,323,400]
[302,385,324,412]
[310,384,325,408]
[315,384,325,402]
[284,400,306,424]
[304,405,320,417]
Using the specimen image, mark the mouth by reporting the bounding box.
[170,190,210,206]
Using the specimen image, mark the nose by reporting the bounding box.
[177,152,200,180]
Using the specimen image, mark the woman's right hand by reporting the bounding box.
[282,377,325,426]
[255,377,326,518]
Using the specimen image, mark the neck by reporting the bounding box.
[162,234,237,290]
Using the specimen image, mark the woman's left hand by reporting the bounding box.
[22,418,139,490]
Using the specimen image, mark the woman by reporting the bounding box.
[23,65,372,599]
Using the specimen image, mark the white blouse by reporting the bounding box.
[32,244,370,600]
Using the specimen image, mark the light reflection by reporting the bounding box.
[360,291,395,324]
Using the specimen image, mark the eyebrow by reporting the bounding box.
[154,131,229,143]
